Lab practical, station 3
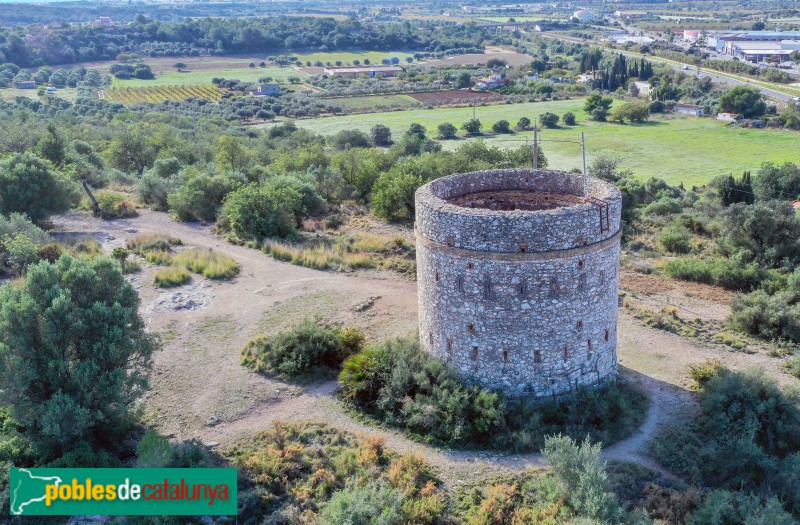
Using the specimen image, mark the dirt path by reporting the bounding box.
[51,210,799,485]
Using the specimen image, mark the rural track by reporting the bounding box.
[52,209,768,485]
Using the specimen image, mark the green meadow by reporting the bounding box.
[111,66,304,88]
[265,98,800,186]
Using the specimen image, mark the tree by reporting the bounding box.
[456,72,473,89]
[720,201,800,268]
[372,169,423,221]
[461,118,482,135]
[517,117,531,130]
[107,127,156,176]
[0,255,155,459]
[37,123,66,167]
[216,136,250,172]
[584,93,613,113]
[370,124,393,147]
[718,171,755,206]
[719,86,766,118]
[486,58,507,68]
[287,75,301,84]
[492,120,511,133]
[437,123,458,139]
[331,129,373,150]
[172,62,187,72]
[0,152,75,223]
[753,162,800,201]
[406,123,426,138]
[563,112,576,125]
[539,112,560,128]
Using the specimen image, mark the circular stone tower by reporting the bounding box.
[415,169,622,398]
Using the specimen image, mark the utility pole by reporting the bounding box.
[581,132,588,198]
[533,124,539,170]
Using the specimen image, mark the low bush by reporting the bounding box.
[730,290,800,343]
[233,422,446,525]
[153,266,191,288]
[650,367,800,516]
[659,224,691,254]
[96,191,137,219]
[173,248,239,279]
[241,320,365,379]
[143,250,173,266]
[219,182,303,241]
[340,338,647,452]
[663,257,762,291]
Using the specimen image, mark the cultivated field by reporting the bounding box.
[265,98,800,186]
[103,84,225,105]
[330,94,421,110]
[408,90,503,104]
[421,48,532,67]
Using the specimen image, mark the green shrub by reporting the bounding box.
[659,224,691,254]
[136,430,172,468]
[143,250,173,266]
[168,173,241,222]
[340,339,647,451]
[153,266,191,287]
[219,182,303,241]
[319,480,404,525]
[241,320,365,379]
[543,435,623,522]
[0,152,77,223]
[686,490,794,525]
[642,197,683,217]
[663,258,762,291]
[730,290,800,342]
[651,367,800,515]
[126,233,183,252]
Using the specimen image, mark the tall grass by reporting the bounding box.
[264,242,375,271]
[127,234,183,252]
[153,266,191,288]
[173,249,240,279]
[143,250,173,265]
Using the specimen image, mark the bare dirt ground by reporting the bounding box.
[51,210,800,485]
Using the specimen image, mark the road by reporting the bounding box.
[536,32,798,103]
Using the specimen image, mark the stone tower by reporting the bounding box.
[415,169,622,398]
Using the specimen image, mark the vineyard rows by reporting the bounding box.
[104,84,224,105]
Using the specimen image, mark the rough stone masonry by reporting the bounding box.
[415,169,622,398]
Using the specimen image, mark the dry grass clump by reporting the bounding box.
[143,250,173,265]
[127,234,183,252]
[263,242,375,271]
[153,266,191,288]
[173,248,240,279]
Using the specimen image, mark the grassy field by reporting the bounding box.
[264,98,800,186]
[111,65,302,88]
[0,87,79,103]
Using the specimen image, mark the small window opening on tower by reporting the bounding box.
[519,243,527,253]
[563,346,569,359]
[467,323,475,333]
[502,349,509,363]
[577,320,583,329]
[456,274,465,293]
[534,350,542,363]
[549,277,559,298]
[604,329,610,342]
[467,262,475,269]
[471,347,479,360]
[429,332,434,345]
[445,235,454,247]
[578,259,585,269]
[435,271,439,282]
[447,339,453,354]
[519,281,527,297]
[587,339,592,351]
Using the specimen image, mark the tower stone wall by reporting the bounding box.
[415,169,622,398]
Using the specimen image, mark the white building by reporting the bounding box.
[572,9,598,22]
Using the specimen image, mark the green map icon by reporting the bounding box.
[10,468,63,515]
